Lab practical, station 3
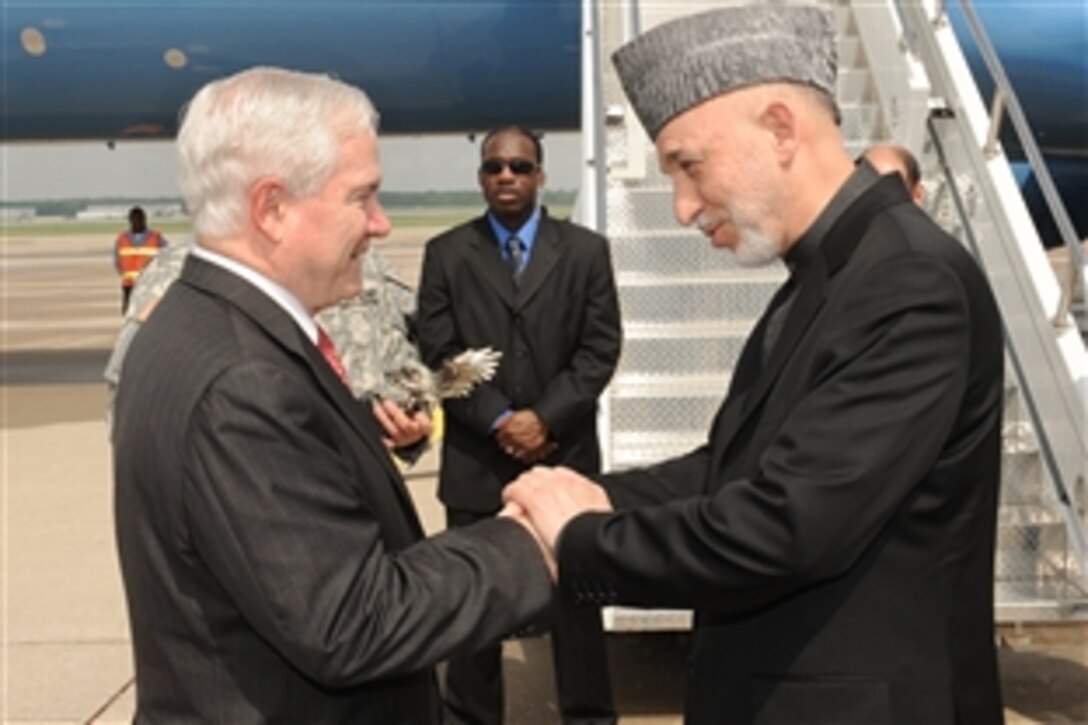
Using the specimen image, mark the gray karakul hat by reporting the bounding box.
[612,5,837,139]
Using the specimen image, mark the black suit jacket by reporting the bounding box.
[558,178,1005,723]
[417,209,622,512]
[113,255,551,723]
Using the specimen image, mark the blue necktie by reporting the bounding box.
[506,236,524,286]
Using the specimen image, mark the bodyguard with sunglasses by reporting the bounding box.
[417,126,622,724]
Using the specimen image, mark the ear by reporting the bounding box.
[250,177,290,245]
[759,100,799,166]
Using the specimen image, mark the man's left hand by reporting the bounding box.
[372,398,432,449]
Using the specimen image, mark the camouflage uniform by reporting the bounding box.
[105,242,421,424]
[319,249,419,404]
[103,242,194,409]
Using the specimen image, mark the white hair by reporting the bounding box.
[176,66,379,240]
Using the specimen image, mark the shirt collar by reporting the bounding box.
[784,161,879,273]
[191,246,319,342]
[487,206,542,249]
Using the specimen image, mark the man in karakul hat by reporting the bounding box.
[504,5,1005,723]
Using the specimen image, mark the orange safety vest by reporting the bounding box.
[116,230,164,287]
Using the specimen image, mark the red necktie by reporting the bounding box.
[316,326,351,388]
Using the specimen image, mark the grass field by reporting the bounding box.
[2,204,573,238]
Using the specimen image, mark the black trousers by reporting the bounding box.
[442,508,616,725]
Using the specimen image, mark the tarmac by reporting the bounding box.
[2,226,1086,723]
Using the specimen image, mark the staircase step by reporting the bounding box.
[611,395,722,431]
[618,269,785,286]
[609,430,710,469]
[619,334,750,377]
[994,519,1078,604]
[618,278,779,323]
[611,234,776,276]
[624,319,756,340]
[603,607,694,632]
[610,372,730,397]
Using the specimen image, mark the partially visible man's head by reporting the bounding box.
[612,5,850,265]
[864,144,925,204]
[478,125,546,230]
[177,67,390,314]
[128,206,146,233]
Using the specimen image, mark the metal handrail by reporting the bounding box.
[896,0,1088,594]
[622,0,640,43]
[579,0,606,234]
[953,0,1085,327]
[928,113,1088,578]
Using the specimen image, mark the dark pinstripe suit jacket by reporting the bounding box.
[113,255,550,723]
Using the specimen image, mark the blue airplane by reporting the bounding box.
[2,0,1083,244]
[2,1,581,138]
[948,0,1087,248]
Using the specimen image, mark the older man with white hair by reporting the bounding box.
[113,67,552,723]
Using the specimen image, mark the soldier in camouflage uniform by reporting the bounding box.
[105,241,423,434]
[319,249,418,403]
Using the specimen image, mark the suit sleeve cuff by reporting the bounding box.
[557,512,621,607]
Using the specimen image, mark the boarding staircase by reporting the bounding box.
[575,0,1088,629]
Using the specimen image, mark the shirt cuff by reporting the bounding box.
[489,407,513,434]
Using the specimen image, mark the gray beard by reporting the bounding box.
[732,224,781,268]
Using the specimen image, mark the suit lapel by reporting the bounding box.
[711,175,912,463]
[515,214,561,308]
[710,263,828,456]
[181,256,423,535]
[298,332,410,471]
[467,216,517,308]
[727,275,793,397]
[465,211,564,310]
[738,260,827,419]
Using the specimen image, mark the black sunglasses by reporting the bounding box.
[480,157,538,176]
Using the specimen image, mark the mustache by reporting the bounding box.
[693,212,727,234]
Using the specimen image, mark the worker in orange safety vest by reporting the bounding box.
[114,206,167,314]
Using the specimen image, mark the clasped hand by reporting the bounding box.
[499,466,612,580]
[495,410,558,463]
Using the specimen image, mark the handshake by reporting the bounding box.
[499,466,613,579]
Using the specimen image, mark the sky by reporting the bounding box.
[0,132,583,202]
